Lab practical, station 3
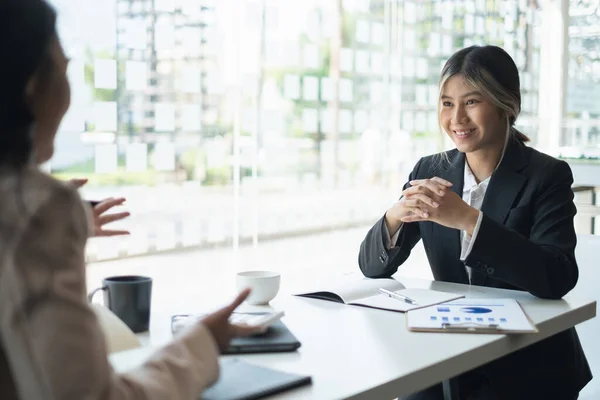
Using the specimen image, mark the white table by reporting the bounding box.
[110,278,596,399]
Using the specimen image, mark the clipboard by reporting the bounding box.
[406,298,538,334]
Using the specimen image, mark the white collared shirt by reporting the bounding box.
[385,162,488,283]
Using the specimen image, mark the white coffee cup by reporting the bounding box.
[235,271,281,305]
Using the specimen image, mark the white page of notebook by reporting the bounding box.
[319,278,405,303]
[353,288,464,313]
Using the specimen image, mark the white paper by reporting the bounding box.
[126,61,147,91]
[355,288,464,313]
[476,17,485,34]
[153,141,175,171]
[302,109,318,132]
[95,144,118,173]
[303,43,319,69]
[339,78,353,102]
[94,59,117,90]
[297,277,404,304]
[429,85,439,104]
[370,81,383,103]
[321,77,332,101]
[155,103,175,132]
[355,110,369,132]
[355,50,370,73]
[263,109,284,133]
[391,83,401,105]
[415,112,427,131]
[283,44,300,67]
[356,20,370,43]
[371,22,384,45]
[122,19,147,50]
[371,52,383,73]
[182,104,202,131]
[61,106,85,132]
[303,76,319,101]
[339,109,352,134]
[67,59,85,92]
[442,3,453,29]
[404,2,417,23]
[182,219,202,246]
[402,112,414,131]
[93,102,117,131]
[241,108,255,133]
[443,35,453,55]
[465,14,475,34]
[343,0,364,13]
[370,110,383,129]
[342,0,354,11]
[340,48,353,72]
[504,16,514,32]
[180,0,200,16]
[356,0,370,13]
[180,27,202,56]
[156,221,177,251]
[305,10,321,39]
[155,23,175,50]
[321,110,333,134]
[403,57,415,78]
[416,85,428,106]
[155,0,175,12]
[182,66,202,94]
[429,33,440,56]
[284,74,300,99]
[417,58,428,79]
[404,29,416,51]
[522,72,532,90]
[407,298,537,332]
[429,112,440,131]
[504,36,514,57]
[126,143,148,172]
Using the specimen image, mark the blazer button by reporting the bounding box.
[486,267,495,275]
[379,255,385,263]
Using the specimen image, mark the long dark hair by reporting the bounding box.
[0,0,57,168]
[439,45,530,144]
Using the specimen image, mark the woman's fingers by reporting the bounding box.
[98,211,130,225]
[93,197,126,215]
[402,197,434,218]
[404,180,448,198]
[410,177,452,187]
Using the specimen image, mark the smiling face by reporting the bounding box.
[439,74,507,158]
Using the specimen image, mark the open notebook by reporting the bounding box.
[295,278,464,313]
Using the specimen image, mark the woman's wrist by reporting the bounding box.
[384,210,403,235]
[460,207,480,236]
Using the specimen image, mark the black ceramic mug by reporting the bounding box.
[88,275,153,333]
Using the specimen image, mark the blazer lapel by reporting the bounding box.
[480,139,529,224]
[435,151,469,284]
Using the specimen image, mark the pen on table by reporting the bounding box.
[378,288,418,305]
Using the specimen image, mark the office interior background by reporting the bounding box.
[48,0,599,397]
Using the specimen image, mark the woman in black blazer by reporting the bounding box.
[358,46,591,399]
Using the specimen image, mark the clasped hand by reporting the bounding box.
[387,177,479,234]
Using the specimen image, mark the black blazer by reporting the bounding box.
[358,139,592,399]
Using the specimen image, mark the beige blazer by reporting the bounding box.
[0,167,219,399]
